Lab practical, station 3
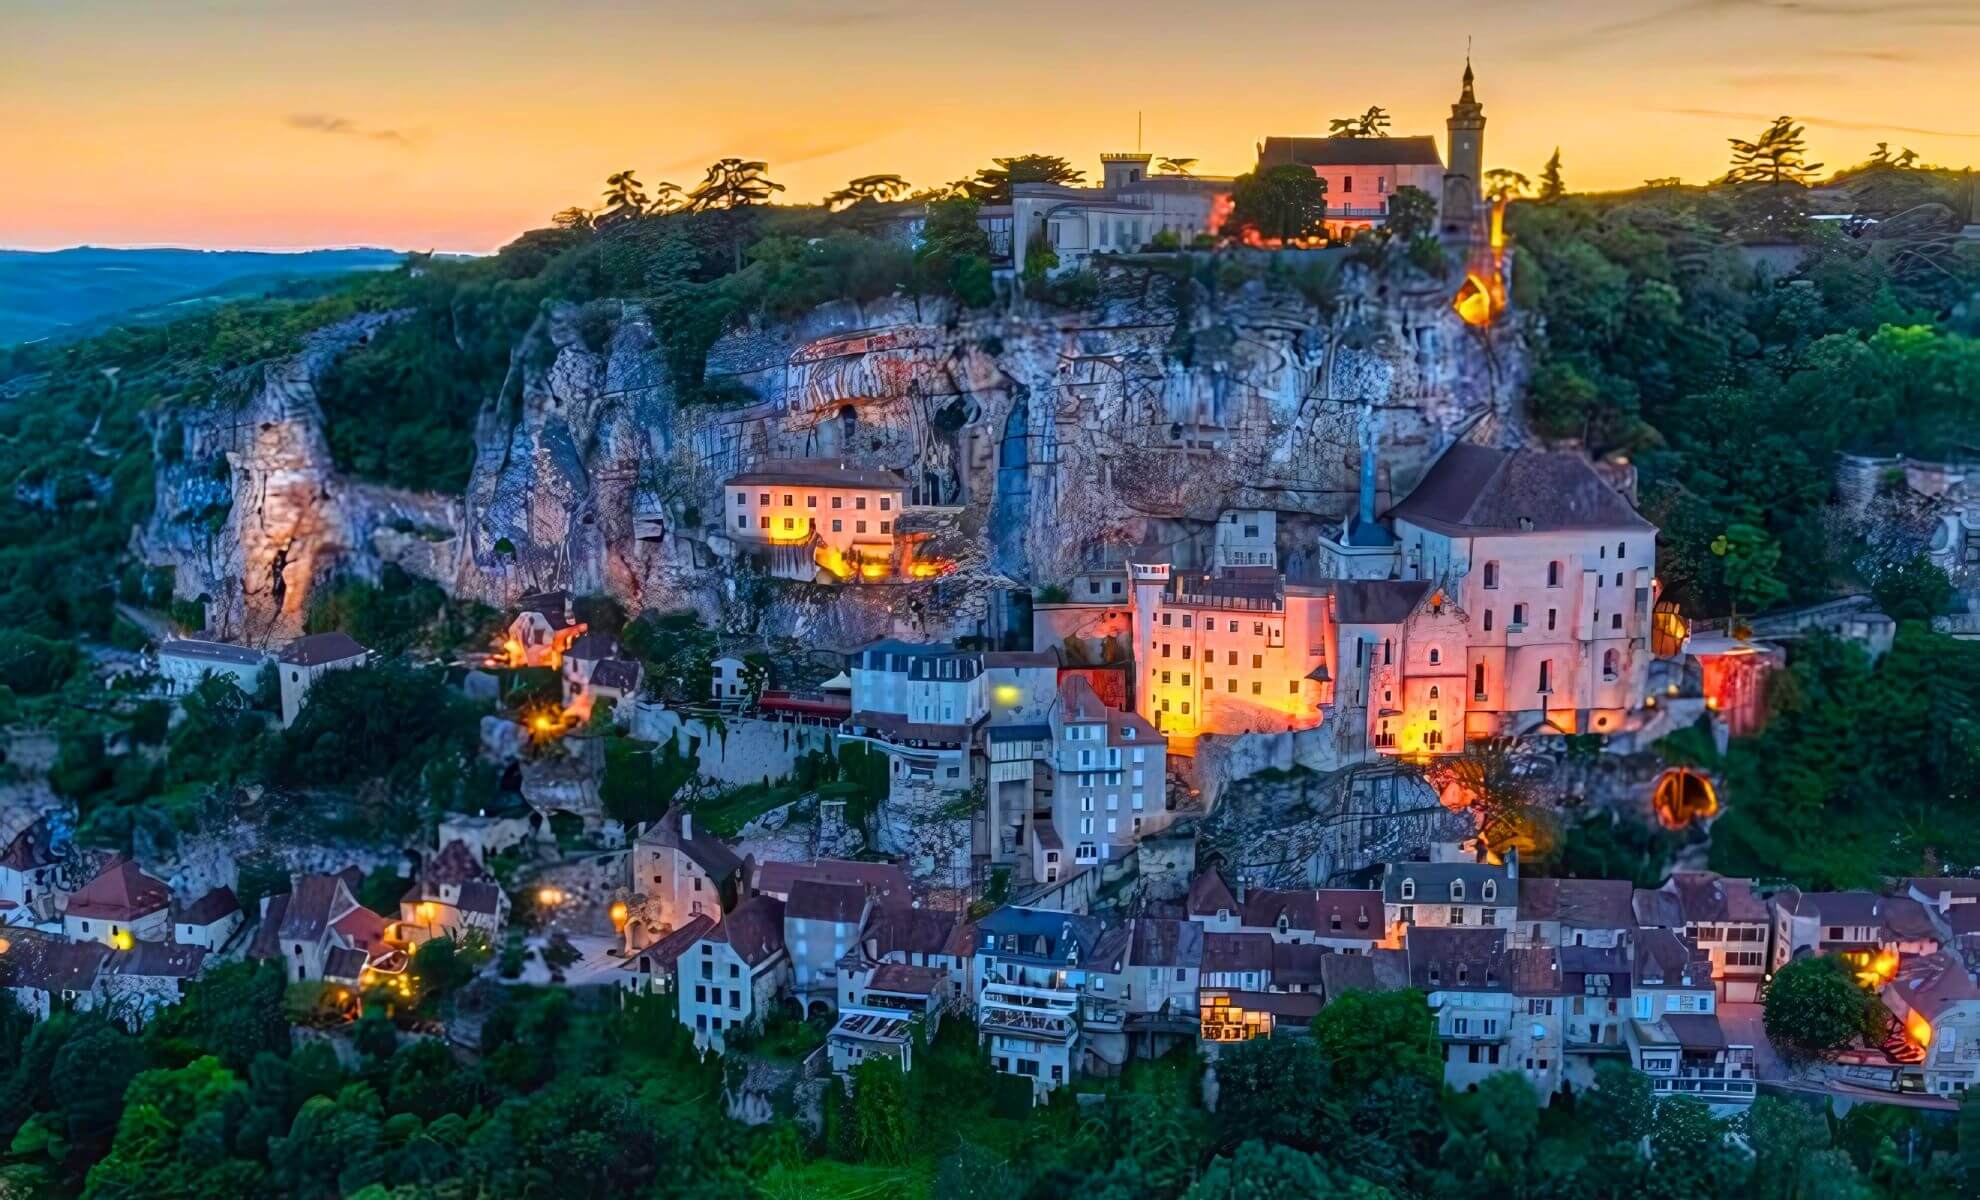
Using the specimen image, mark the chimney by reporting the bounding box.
[1505,846,1519,880]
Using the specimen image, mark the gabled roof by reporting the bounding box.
[1387,443,1654,536]
[1662,873,1768,924]
[175,887,240,927]
[1888,951,1980,1022]
[728,459,905,490]
[1320,950,1409,1000]
[334,906,392,956]
[1258,134,1444,168]
[863,907,970,959]
[564,632,619,662]
[752,859,909,907]
[1186,870,1238,918]
[324,946,370,981]
[1633,927,1712,989]
[1333,580,1433,626]
[1518,877,1637,931]
[1406,927,1511,992]
[279,632,366,667]
[1202,931,1276,974]
[0,933,108,992]
[1129,917,1204,969]
[646,809,742,882]
[976,906,1109,965]
[105,941,206,979]
[458,882,504,916]
[621,913,715,974]
[706,895,786,967]
[424,840,489,888]
[278,874,352,942]
[590,659,644,691]
[1056,674,1160,747]
[66,858,172,922]
[1509,946,1564,996]
[1271,941,1331,986]
[1782,890,1939,940]
[158,639,267,667]
[787,880,871,925]
[0,822,57,873]
[1241,887,1384,937]
[869,962,946,996]
[1382,860,1515,907]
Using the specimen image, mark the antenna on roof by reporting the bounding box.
[1137,111,1143,152]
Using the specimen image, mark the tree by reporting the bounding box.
[825,174,911,210]
[1484,168,1531,204]
[550,207,595,232]
[1208,1036,1336,1151]
[1589,1060,1658,1148]
[847,1058,909,1165]
[686,159,786,271]
[1727,117,1824,188]
[1225,165,1328,245]
[646,181,684,215]
[1329,106,1391,139]
[1184,1140,1367,1200]
[1747,1095,1868,1200]
[1155,157,1198,176]
[954,154,1084,205]
[916,196,994,307]
[1384,185,1438,242]
[598,171,648,227]
[1311,989,1439,1091]
[1435,737,1555,860]
[1538,148,1566,201]
[1868,552,1953,620]
[1766,956,1885,1062]
[1712,523,1789,615]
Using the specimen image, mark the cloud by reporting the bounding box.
[1812,47,1919,61]
[1664,107,1980,139]
[653,128,900,179]
[284,113,414,148]
[1529,0,1980,56]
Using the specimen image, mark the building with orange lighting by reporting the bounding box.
[1126,562,1333,745]
[505,590,585,668]
[725,459,908,581]
[1684,633,1784,737]
[629,809,743,945]
[561,632,645,721]
[1633,873,1769,1003]
[1768,890,1940,976]
[1387,443,1658,745]
[1878,951,1980,1096]
[393,840,510,947]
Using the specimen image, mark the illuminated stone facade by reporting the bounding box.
[725,459,908,581]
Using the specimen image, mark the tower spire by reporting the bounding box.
[1461,39,1476,102]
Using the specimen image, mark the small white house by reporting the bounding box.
[157,640,268,697]
[172,888,243,949]
[63,859,172,948]
[679,895,789,1052]
[711,656,748,702]
[277,632,368,727]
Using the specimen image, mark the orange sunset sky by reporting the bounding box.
[6,0,1979,253]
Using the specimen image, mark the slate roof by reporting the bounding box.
[1781,890,1939,940]
[1662,1012,1730,1050]
[590,659,643,691]
[706,895,786,967]
[1889,951,1980,1021]
[278,632,366,667]
[323,947,369,981]
[975,906,1108,965]
[1244,888,1384,938]
[458,882,504,916]
[1319,950,1409,1000]
[863,907,971,959]
[564,633,619,662]
[66,858,172,922]
[1387,443,1654,536]
[247,895,288,960]
[1214,989,1324,1021]
[1406,927,1512,992]
[105,941,206,979]
[278,875,350,942]
[1633,928,1712,989]
[175,887,240,927]
[728,459,905,490]
[649,809,742,882]
[1559,944,1632,997]
[1271,941,1332,987]
[1128,917,1204,969]
[1518,877,1637,931]
[1632,888,1684,929]
[1333,580,1433,626]
[1257,134,1444,168]
[0,933,107,993]
[1509,946,1564,996]
[869,962,946,996]
[159,639,267,667]
[425,840,488,888]
[1382,860,1516,907]
[787,880,871,925]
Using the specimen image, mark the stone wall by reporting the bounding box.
[627,703,834,787]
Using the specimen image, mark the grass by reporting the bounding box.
[691,780,804,837]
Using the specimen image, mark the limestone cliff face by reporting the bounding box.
[139,263,1521,645]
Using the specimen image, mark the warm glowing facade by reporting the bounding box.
[1127,563,1332,747]
[1767,890,1940,976]
[1388,443,1658,744]
[726,459,908,581]
[504,590,585,669]
[1879,952,1980,1096]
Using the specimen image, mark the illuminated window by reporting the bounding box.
[783,494,794,506]
[1180,702,1190,714]
[783,517,794,530]
[1429,685,1440,700]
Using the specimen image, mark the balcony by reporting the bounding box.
[1650,1074,1757,1102]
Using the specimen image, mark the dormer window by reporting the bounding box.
[1428,965,1441,986]
[1277,914,1290,933]
[1450,880,1465,902]
[1482,880,1497,902]
[1400,879,1416,900]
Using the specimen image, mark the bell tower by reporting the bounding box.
[1441,57,1486,241]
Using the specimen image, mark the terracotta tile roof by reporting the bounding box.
[707,895,786,967]
[1406,927,1512,992]
[334,906,391,956]
[1202,931,1276,974]
[1387,443,1653,535]
[66,858,172,922]
[1509,946,1565,995]
[0,822,57,873]
[105,941,206,979]
[0,933,107,993]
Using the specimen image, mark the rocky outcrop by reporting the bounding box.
[136,259,1521,645]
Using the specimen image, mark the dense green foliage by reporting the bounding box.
[1765,954,1888,1062]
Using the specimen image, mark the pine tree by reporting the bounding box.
[1538,148,1565,201]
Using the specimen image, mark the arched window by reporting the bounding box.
[1428,647,1441,665]
[1400,879,1415,900]
[1429,685,1441,700]
[1450,880,1466,901]
[1482,880,1497,901]
[1603,649,1620,681]
[1482,561,1499,589]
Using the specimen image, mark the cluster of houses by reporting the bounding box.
[156,630,369,726]
[608,797,1980,1107]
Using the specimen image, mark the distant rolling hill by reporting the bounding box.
[0,246,410,346]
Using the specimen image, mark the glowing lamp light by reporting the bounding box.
[1907,1009,1934,1049]
[992,684,1022,707]
[532,715,555,732]
[0,937,12,955]
[859,562,889,579]
[609,901,629,929]
[110,930,134,951]
[416,901,436,922]
[538,886,564,906]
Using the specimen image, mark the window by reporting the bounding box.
[1482,879,1497,902]
[1612,613,1623,630]
[1227,651,1237,666]
[1342,174,1353,193]
[1537,660,1553,694]
[880,521,890,534]
[1473,663,1486,698]
[1482,561,1499,589]
[856,497,867,510]
[832,495,843,509]
[1181,701,1190,714]
[1618,541,1626,558]
[1288,679,1299,694]
[1227,679,1237,693]
[782,517,795,531]
[1162,643,1171,658]
[806,495,817,508]
[783,493,794,506]
[1250,682,1261,695]
[1546,608,1557,631]
[1400,879,1415,900]
[1383,639,1393,665]
[1161,612,1172,626]
[736,514,746,529]
[1182,645,1192,660]
[1428,647,1441,665]
[1483,609,1493,631]
[759,493,770,505]
[1181,614,1192,629]
[1228,620,1238,633]
[1602,649,1619,681]
[759,516,769,529]
[1451,880,1466,901]
[1511,603,1527,628]
[1547,561,1563,587]
[1429,685,1440,700]
[879,497,891,511]
[1205,677,1215,692]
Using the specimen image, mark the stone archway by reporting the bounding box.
[1651,767,1718,830]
